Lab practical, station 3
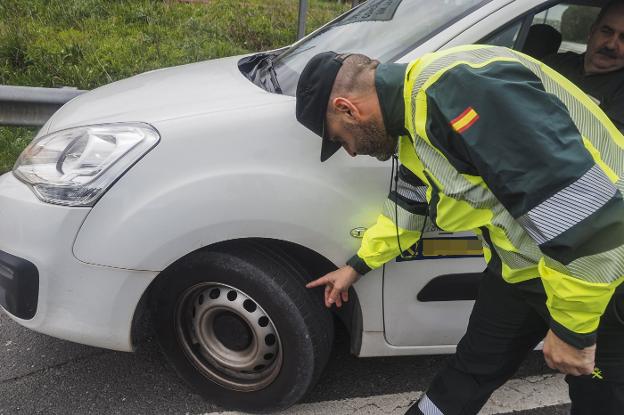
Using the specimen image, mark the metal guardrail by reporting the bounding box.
[0,85,86,127]
[2,1,362,127]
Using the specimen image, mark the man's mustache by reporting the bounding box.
[597,47,618,59]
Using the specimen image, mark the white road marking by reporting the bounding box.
[202,373,569,414]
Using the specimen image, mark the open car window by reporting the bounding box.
[530,4,600,54]
[482,2,601,59]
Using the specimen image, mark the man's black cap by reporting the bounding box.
[296,51,349,162]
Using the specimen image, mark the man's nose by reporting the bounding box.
[605,34,619,50]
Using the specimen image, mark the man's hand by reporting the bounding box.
[306,266,361,308]
[543,329,596,376]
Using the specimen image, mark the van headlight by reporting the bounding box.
[13,123,160,207]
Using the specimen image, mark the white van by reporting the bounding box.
[0,0,601,411]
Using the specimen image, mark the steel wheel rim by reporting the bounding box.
[175,282,283,392]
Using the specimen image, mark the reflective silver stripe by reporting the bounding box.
[418,394,444,415]
[383,199,425,231]
[397,178,428,202]
[518,165,617,245]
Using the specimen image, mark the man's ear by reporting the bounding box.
[331,97,359,120]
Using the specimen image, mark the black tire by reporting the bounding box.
[150,242,334,413]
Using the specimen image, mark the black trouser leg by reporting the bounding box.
[567,375,624,415]
[404,271,548,415]
[567,288,624,415]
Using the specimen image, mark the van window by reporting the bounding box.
[530,4,600,54]
[482,20,523,48]
[271,0,494,95]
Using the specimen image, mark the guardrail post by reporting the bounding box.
[297,0,308,40]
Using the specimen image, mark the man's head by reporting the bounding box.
[585,0,624,74]
[295,52,397,162]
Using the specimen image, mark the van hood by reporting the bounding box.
[46,55,287,133]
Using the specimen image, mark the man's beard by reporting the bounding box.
[348,118,397,161]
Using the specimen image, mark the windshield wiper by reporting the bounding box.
[238,52,283,94]
[261,55,283,94]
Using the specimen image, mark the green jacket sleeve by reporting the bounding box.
[424,59,624,348]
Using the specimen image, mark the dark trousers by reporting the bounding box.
[405,270,624,415]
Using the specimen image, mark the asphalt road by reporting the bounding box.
[0,312,570,415]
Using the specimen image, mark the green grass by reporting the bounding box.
[0,0,350,173]
[0,128,35,172]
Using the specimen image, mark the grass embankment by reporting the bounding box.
[0,0,350,173]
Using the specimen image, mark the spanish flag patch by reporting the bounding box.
[451,106,479,133]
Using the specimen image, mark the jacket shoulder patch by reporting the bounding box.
[451,106,479,133]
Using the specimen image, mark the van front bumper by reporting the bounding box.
[0,172,157,351]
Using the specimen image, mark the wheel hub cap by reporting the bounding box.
[176,282,282,392]
[213,311,252,351]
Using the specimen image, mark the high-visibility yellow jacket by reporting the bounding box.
[347,45,624,348]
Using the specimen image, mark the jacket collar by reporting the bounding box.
[375,63,409,137]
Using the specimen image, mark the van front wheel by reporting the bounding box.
[151,244,334,412]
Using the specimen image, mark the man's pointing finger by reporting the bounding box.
[306,276,328,288]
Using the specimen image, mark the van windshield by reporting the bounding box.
[270,0,493,95]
